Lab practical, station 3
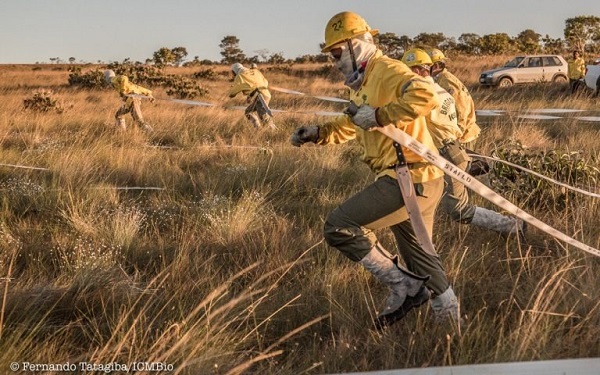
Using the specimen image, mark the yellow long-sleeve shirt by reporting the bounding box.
[111,75,152,99]
[434,69,480,145]
[316,51,444,184]
[423,76,462,149]
[568,57,586,79]
[228,68,271,104]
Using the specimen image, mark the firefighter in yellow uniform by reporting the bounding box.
[567,50,587,94]
[228,63,276,129]
[427,49,480,151]
[291,12,459,328]
[402,48,524,235]
[104,70,154,132]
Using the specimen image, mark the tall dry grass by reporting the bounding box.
[0,59,599,374]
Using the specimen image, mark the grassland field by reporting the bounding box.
[0,55,599,374]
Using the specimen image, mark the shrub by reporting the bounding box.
[490,139,599,209]
[67,63,209,99]
[67,67,105,89]
[22,89,66,113]
[192,68,218,81]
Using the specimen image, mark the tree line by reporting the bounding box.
[377,15,599,59]
[51,15,599,66]
[217,15,600,64]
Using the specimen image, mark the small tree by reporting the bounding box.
[219,35,246,64]
[564,15,600,53]
[377,32,405,59]
[171,46,188,66]
[516,29,541,53]
[254,49,270,62]
[480,33,512,55]
[439,37,457,52]
[457,33,482,54]
[412,32,447,49]
[153,47,175,68]
[542,34,565,54]
[268,52,286,65]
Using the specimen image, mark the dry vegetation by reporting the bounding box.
[0,56,599,374]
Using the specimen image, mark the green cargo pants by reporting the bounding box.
[439,141,477,223]
[323,175,450,296]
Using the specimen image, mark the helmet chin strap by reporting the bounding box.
[346,39,358,73]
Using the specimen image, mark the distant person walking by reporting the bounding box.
[427,49,480,152]
[104,70,154,132]
[402,48,524,235]
[567,50,586,94]
[228,63,276,129]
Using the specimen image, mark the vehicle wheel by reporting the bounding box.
[553,75,567,85]
[498,77,513,88]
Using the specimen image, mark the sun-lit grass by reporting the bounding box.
[0,59,599,373]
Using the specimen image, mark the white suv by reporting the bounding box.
[479,55,569,88]
[585,64,600,96]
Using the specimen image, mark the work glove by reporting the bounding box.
[290,126,319,147]
[345,102,380,131]
[350,104,380,130]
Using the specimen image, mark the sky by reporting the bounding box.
[1,0,599,64]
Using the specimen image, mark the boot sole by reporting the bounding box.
[375,286,431,330]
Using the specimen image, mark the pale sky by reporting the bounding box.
[1,0,599,64]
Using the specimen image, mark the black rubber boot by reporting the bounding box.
[374,285,431,330]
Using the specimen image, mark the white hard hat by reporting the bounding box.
[231,63,245,75]
[104,69,115,84]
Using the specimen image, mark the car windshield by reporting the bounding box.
[504,57,525,67]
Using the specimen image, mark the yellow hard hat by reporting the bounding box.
[427,48,447,63]
[402,48,433,67]
[322,11,379,53]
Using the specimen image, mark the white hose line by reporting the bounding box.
[576,116,600,122]
[270,86,350,103]
[87,186,165,191]
[0,163,50,171]
[376,125,600,257]
[469,154,600,198]
[138,92,600,122]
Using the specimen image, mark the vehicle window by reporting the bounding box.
[542,57,560,66]
[526,57,542,68]
[504,57,524,67]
